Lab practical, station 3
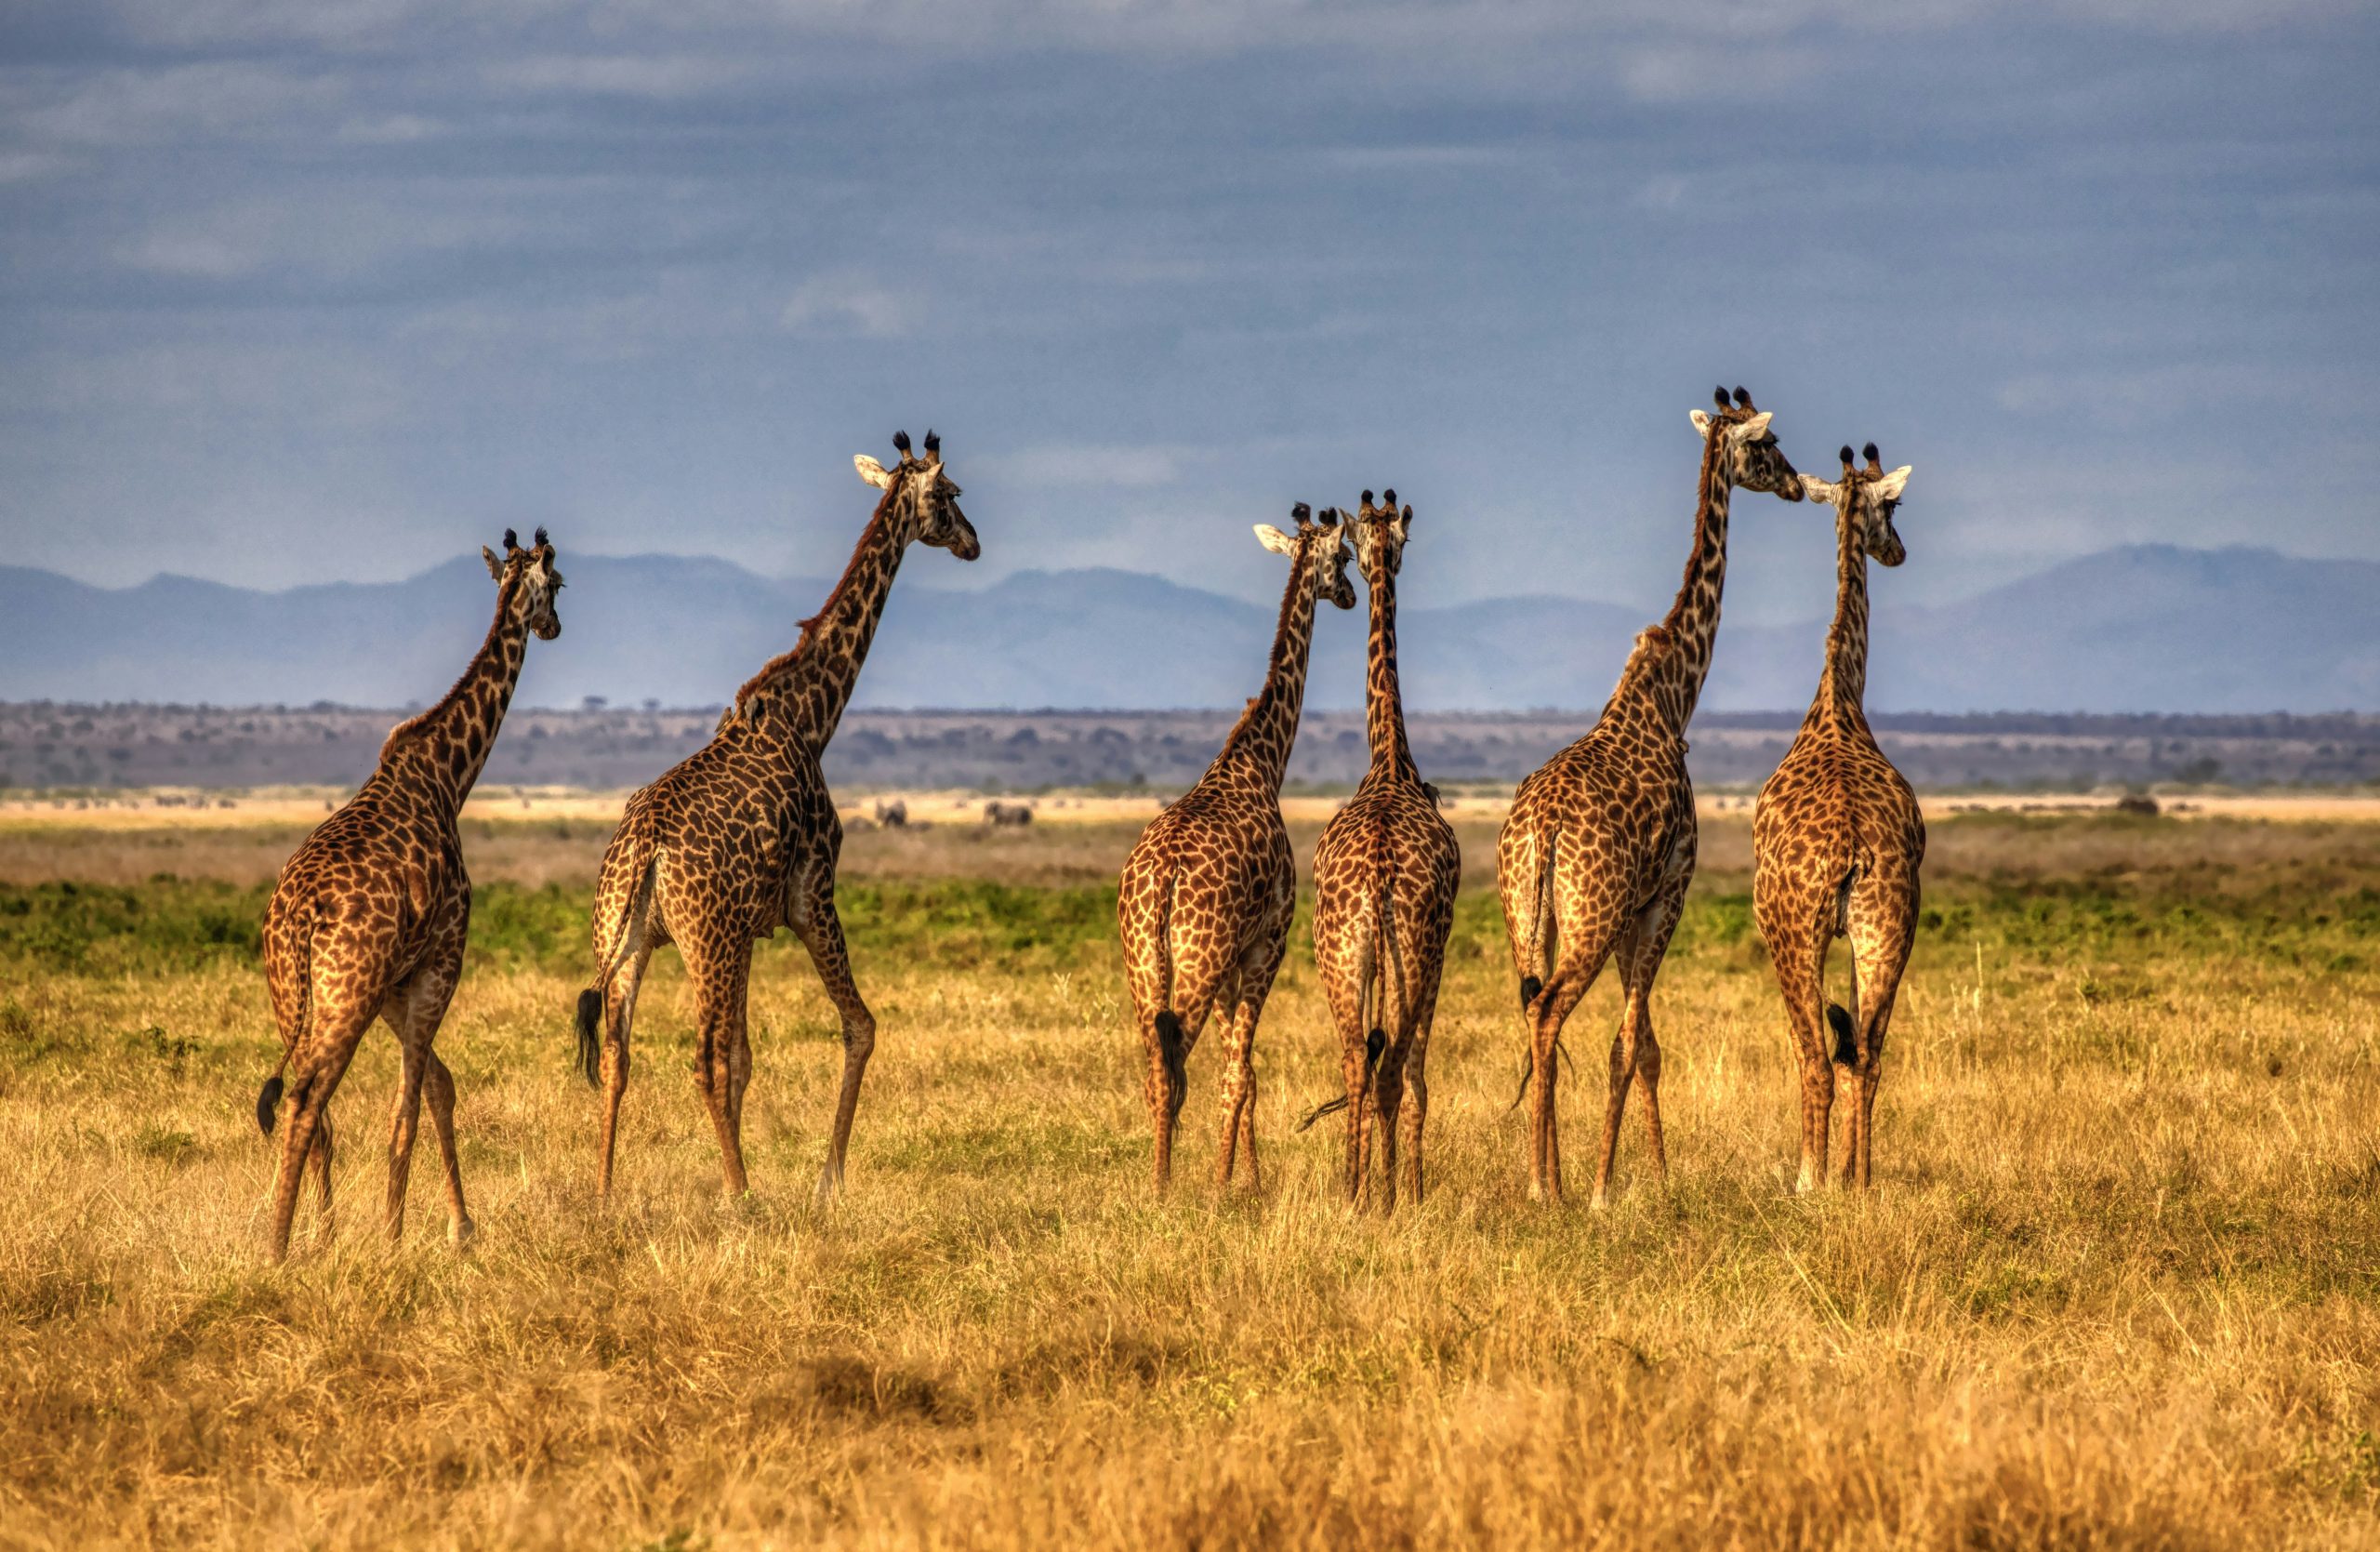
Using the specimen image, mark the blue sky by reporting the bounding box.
[2,1,2374,628]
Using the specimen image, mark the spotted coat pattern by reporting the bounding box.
[1117,506,1355,1192]
[578,435,979,1204]
[1755,446,1921,1191]
[1496,390,1805,1205]
[1308,491,1460,1211]
[256,534,563,1262]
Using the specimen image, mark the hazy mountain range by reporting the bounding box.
[2,545,2372,714]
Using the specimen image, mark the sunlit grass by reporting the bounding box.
[2,816,2378,1547]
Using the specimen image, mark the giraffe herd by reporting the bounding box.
[250,399,1919,1258]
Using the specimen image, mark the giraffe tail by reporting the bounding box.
[1297,874,1396,1133]
[1827,866,1859,1067]
[1154,1012,1187,1128]
[1515,829,1555,1012]
[1507,829,1555,1108]
[1144,867,1188,1130]
[255,917,313,1136]
[575,850,658,1088]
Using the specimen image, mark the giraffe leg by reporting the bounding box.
[1598,884,1687,1209]
[1400,975,1445,1209]
[307,1106,336,1228]
[1313,926,1371,1208]
[1765,922,1835,1193]
[1214,937,1283,1193]
[1373,1043,1408,1216]
[684,939,755,1198]
[422,1052,472,1246]
[381,1008,430,1243]
[1527,954,1601,1204]
[1212,992,1260,1193]
[384,912,467,1243]
[793,882,875,1207]
[1146,969,1225,1195]
[596,947,651,1200]
[1339,1028,1371,1209]
[267,1000,376,1263]
[1844,893,1915,1191]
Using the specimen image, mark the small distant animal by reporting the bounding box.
[875,799,909,829]
[984,801,1034,827]
[2113,792,2160,817]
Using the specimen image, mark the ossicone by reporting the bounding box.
[1712,385,1730,409]
[1732,386,1753,409]
[892,430,912,458]
[502,527,519,552]
[533,525,549,549]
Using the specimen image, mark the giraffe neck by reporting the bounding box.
[1625,427,1734,735]
[737,484,912,753]
[1360,555,1418,788]
[1215,542,1323,796]
[377,578,531,811]
[1813,508,1871,729]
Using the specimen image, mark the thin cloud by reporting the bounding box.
[779,272,913,338]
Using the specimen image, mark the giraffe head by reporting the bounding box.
[479,526,564,640]
[1688,385,1805,501]
[1797,443,1913,567]
[853,429,981,561]
[1350,488,1414,582]
[1254,503,1355,612]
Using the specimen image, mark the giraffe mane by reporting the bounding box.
[733,477,906,714]
[377,561,525,765]
[1216,524,1315,761]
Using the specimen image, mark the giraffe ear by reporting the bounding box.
[853,455,893,489]
[1873,465,1912,501]
[1689,409,1714,435]
[1735,411,1774,441]
[482,546,504,580]
[1797,475,1838,505]
[1253,524,1296,556]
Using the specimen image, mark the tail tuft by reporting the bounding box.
[1297,1094,1350,1133]
[255,1074,283,1136]
[575,988,603,1089]
[1518,975,1542,1011]
[1827,1002,1857,1066]
[1154,1011,1187,1124]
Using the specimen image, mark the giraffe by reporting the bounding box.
[1497,387,1806,1206]
[253,528,564,1262]
[1117,504,1355,1192]
[576,431,978,1205]
[1299,489,1461,1211]
[1755,443,1919,1191]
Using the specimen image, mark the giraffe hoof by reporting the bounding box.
[450,1215,477,1251]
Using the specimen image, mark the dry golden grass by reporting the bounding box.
[3,810,2378,1548]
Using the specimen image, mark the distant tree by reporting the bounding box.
[583,695,609,712]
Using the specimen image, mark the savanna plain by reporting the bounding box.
[4,799,2379,1549]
